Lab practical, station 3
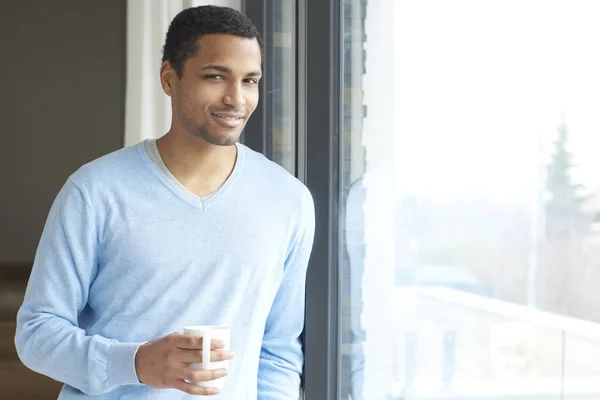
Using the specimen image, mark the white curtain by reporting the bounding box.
[125,0,242,147]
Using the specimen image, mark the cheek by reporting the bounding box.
[182,86,215,115]
[196,84,224,101]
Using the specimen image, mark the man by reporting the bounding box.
[15,6,315,400]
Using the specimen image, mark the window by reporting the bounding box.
[242,0,296,174]
[245,0,600,398]
[340,1,600,399]
[270,0,296,173]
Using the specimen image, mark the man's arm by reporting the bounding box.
[14,179,142,396]
[257,188,315,400]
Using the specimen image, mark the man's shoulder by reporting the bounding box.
[241,143,310,198]
[239,144,314,227]
[68,143,144,191]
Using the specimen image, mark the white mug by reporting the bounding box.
[183,326,231,388]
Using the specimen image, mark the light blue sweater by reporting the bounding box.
[15,141,315,399]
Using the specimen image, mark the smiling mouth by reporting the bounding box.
[211,112,245,128]
[212,113,244,121]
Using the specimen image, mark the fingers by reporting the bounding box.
[172,379,221,396]
[170,333,226,350]
[182,367,229,384]
[180,349,235,363]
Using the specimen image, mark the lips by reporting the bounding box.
[211,112,245,128]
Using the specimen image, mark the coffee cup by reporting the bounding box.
[183,326,231,388]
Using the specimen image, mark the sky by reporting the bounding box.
[390,0,600,202]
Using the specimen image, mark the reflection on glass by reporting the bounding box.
[340,1,600,399]
[270,0,295,174]
[340,0,367,398]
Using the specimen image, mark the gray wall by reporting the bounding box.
[0,1,126,264]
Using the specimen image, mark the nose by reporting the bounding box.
[222,82,246,108]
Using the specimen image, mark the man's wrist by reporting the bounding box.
[107,341,146,387]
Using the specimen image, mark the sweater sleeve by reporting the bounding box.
[257,188,316,399]
[14,179,143,396]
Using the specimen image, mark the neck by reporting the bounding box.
[155,130,238,198]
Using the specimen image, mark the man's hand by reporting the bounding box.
[135,333,234,396]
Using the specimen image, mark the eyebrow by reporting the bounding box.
[200,65,262,77]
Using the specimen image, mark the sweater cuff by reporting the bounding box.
[107,341,144,387]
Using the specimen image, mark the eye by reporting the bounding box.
[244,78,259,84]
[205,74,224,80]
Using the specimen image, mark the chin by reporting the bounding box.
[190,125,242,147]
[203,131,242,147]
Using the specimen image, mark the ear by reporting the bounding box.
[160,61,177,97]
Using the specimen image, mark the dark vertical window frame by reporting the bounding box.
[242,0,342,398]
[301,0,342,399]
[241,0,273,159]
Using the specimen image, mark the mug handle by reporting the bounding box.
[202,333,212,370]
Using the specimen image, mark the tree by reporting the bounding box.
[545,121,585,239]
[542,120,591,318]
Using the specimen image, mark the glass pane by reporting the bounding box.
[269,0,296,174]
[339,1,600,399]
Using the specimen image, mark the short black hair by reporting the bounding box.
[162,5,263,77]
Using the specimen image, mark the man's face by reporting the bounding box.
[162,34,262,146]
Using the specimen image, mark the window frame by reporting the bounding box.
[300,0,342,399]
[242,0,343,398]
[241,0,273,159]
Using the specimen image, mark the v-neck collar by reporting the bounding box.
[137,140,246,211]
